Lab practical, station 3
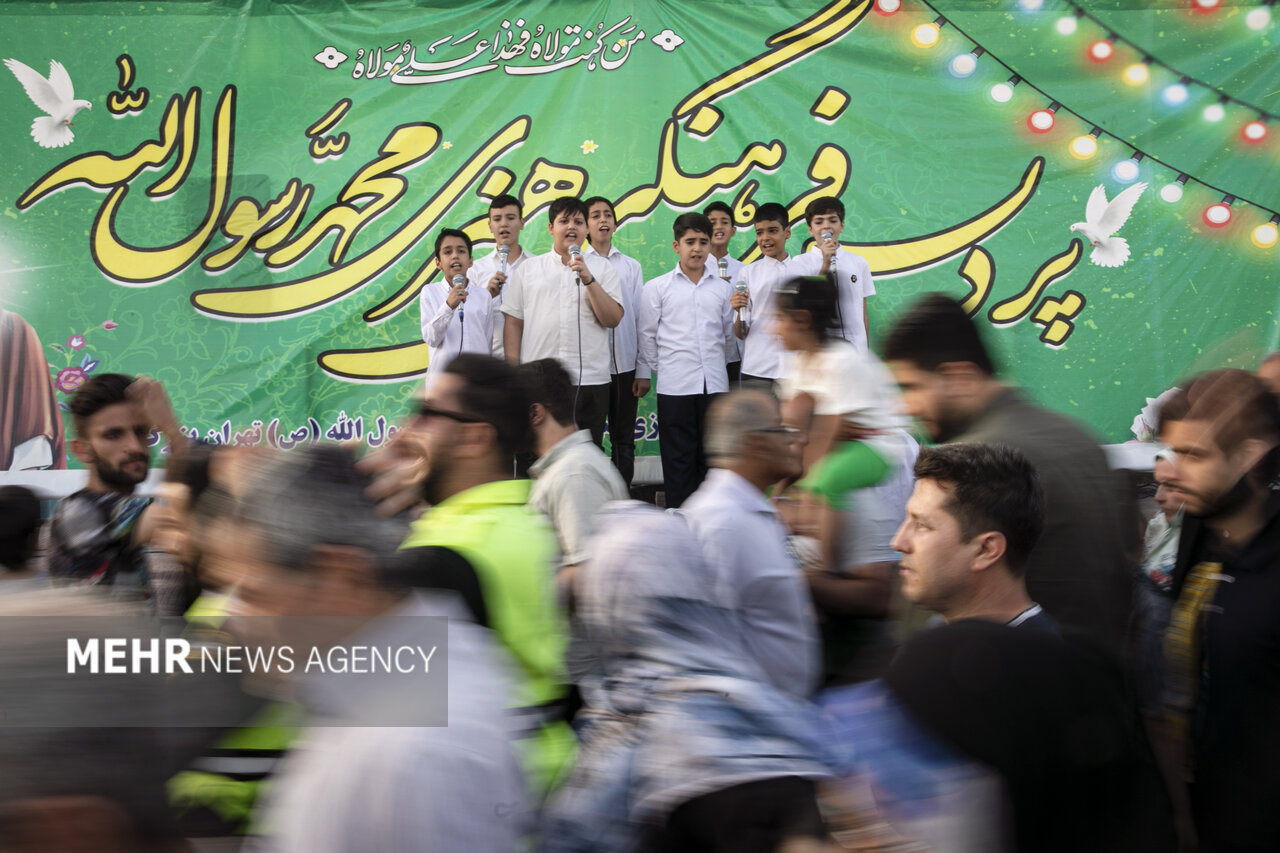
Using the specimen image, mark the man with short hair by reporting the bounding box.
[1158,369,1280,851]
[419,228,492,387]
[638,212,735,508]
[503,196,624,448]
[787,197,874,352]
[396,354,574,797]
[884,293,1130,652]
[468,194,529,359]
[732,202,794,388]
[232,445,529,852]
[45,373,188,597]
[681,390,820,697]
[584,195,650,485]
[891,442,1057,632]
[705,201,745,383]
[519,357,627,586]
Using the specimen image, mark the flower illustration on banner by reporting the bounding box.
[652,29,685,52]
[47,321,116,396]
[55,366,88,393]
[314,46,348,69]
[442,141,453,150]
[581,139,599,155]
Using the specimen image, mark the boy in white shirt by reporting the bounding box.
[705,201,745,384]
[584,196,650,486]
[467,194,528,359]
[638,212,735,508]
[419,229,492,388]
[731,202,794,389]
[787,197,875,352]
[502,196,624,448]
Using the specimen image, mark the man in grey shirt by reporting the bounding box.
[680,390,820,697]
[884,294,1131,655]
[519,358,628,593]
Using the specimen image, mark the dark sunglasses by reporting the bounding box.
[415,402,487,424]
[752,426,800,435]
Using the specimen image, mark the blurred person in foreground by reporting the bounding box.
[771,275,917,684]
[681,390,820,698]
[542,502,837,853]
[891,443,1057,632]
[820,618,1173,853]
[44,373,188,601]
[884,293,1131,653]
[0,486,47,590]
[394,354,574,799]
[1158,369,1280,852]
[232,444,528,852]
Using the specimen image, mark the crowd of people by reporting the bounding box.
[0,194,1278,853]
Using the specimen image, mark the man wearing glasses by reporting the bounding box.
[397,354,574,800]
[679,390,820,699]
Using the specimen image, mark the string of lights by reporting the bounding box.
[872,0,1280,248]
[1052,0,1276,127]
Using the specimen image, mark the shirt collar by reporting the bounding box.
[528,430,594,478]
[584,243,618,259]
[701,468,777,515]
[675,264,715,286]
[424,478,531,517]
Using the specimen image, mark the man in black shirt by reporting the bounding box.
[1159,369,1280,852]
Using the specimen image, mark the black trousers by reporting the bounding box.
[739,373,778,396]
[727,359,741,385]
[574,382,610,449]
[644,776,826,853]
[607,370,638,487]
[655,392,715,508]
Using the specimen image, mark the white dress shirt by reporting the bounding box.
[638,263,734,396]
[468,247,529,359]
[585,243,649,377]
[681,468,821,697]
[419,279,495,387]
[737,254,793,379]
[502,250,624,386]
[256,594,528,853]
[712,253,746,361]
[788,246,876,352]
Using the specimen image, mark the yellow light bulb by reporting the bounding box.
[1122,63,1149,86]
[1252,222,1279,249]
[911,23,940,48]
[1069,134,1099,159]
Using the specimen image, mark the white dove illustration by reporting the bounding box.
[4,58,92,149]
[1069,182,1147,268]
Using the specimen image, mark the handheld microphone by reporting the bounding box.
[568,243,583,285]
[497,244,509,277]
[452,274,466,323]
[717,256,729,280]
[821,230,834,244]
[734,278,749,334]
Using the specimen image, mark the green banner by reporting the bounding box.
[2,0,1277,468]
